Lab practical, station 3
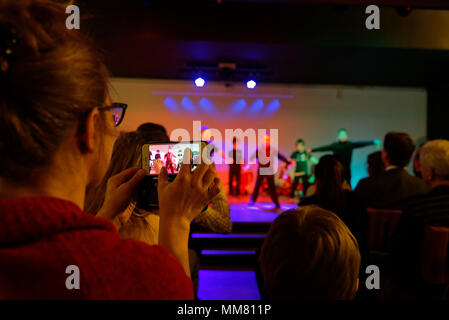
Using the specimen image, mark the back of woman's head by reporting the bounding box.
[259,206,361,299]
[85,125,170,214]
[367,151,385,178]
[137,122,169,142]
[314,155,344,209]
[0,0,109,181]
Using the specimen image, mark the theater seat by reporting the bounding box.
[421,225,449,285]
[367,208,402,251]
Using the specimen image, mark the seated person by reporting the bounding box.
[85,125,232,297]
[412,146,423,178]
[259,206,361,299]
[388,139,449,290]
[367,151,385,178]
[86,127,232,239]
[299,155,368,260]
[354,132,429,209]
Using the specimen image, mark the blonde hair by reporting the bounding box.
[421,139,449,181]
[85,131,142,214]
[84,128,169,245]
[259,205,360,299]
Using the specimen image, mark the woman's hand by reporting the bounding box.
[157,149,221,226]
[97,167,146,223]
[157,149,221,277]
[153,159,163,174]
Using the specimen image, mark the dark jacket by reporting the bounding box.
[299,191,368,259]
[354,168,429,209]
[388,185,449,286]
[312,141,374,171]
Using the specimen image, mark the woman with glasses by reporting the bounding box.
[0,0,220,299]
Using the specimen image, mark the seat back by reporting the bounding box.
[367,208,402,251]
[421,225,449,285]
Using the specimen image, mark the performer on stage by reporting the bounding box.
[201,125,227,161]
[176,149,183,171]
[289,139,317,198]
[309,128,380,184]
[228,137,243,196]
[249,134,289,210]
[164,146,175,174]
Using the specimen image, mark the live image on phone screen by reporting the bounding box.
[147,142,201,175]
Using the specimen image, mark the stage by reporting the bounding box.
[195,194,297,300]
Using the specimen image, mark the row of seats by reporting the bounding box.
[367,208,449,285]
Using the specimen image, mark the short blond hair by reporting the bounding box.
[421,139,449,181]
[259,205,360,299]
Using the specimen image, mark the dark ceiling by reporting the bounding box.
[78,0,449,86]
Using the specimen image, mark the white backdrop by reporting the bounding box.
[110,78,427,187]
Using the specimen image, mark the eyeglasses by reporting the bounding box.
[98,103,128,127]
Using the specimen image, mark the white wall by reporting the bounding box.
[110,78,427,187]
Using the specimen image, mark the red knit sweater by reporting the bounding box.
[0,197,193,299]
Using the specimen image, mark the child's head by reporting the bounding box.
[259,206,360,299]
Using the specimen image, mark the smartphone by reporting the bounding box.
[137,141,208,211]
[141,141,206,175]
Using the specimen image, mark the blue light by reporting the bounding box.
[248,99,264,115]
[199,97,216,113]
[163,96,179,113]
[246,80,257,89]
[265,99,281,115]
[229,99,246,115]
[195,77,206,87]
[181,97,196,113]
[201,250,257,255]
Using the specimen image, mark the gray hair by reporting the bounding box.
[421,139,449,181]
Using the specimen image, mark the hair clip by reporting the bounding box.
[0,23,18,73]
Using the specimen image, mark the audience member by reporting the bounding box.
[85,125,232,297]
[412,147,423,178]
[259,206,361,299]
[299,155,368,257]
[388,139,449,290]
[0,0,220,299]
[354,132,429,209]
[367,151,385,178]
[85,131,163,244]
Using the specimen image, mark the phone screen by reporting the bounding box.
[141,141,204,175]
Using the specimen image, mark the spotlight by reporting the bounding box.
[194,77,205,88]
[246,80,257,89]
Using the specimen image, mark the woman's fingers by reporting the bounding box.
[178,148,192,179]
[127,169,146,186]
[191,163,209,188]
[202,166,216,189]
[98,169,145,221]
[208,178,221,199]
[109,167,142,187]
[158,166,169,191]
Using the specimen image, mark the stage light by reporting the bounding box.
[246,80,257,89]
[195,77,205,88]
